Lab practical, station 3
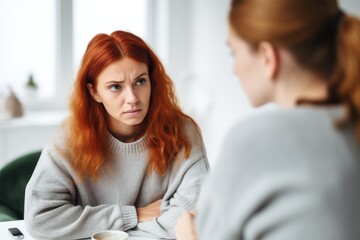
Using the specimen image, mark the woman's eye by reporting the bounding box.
[135,78,147,86]
[109,84,121,92]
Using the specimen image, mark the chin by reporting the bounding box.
[250,100,263,108]
[248,94,272,107]
[125,118,145,126]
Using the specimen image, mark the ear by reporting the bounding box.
[258,41,280,81]
[87,83,102,103]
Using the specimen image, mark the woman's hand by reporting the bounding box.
[136,199,162,222]
[175,211,198,240]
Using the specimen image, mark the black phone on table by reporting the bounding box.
[8,228,24,239]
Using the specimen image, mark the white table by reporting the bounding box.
[0,220,161,240]
[0,220,29,239]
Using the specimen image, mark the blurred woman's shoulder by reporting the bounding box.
[229,105,347,141]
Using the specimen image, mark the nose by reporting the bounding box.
[232,64,237,76]
[232,64,241,80]
[125,87,139,104]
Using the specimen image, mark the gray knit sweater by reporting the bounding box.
[196,106,360,240]
[24,121,209,239]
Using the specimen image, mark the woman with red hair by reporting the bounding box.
[24,30,209,239]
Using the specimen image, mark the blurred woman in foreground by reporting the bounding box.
[176,0,360,239]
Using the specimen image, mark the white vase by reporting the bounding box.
[0,88,24,119]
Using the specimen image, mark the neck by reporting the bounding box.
[272,49,329,109]
[108,121,144,143]
[274,71,328,108]
[110,131,141,143]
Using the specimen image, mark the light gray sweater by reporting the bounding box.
[24,121,209,239]
[196,106,360,240]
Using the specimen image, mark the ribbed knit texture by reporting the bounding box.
[24,120,209,239]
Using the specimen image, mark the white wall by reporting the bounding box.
[339,0,360,16]
[185,0,249,167]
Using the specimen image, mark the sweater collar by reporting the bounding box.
[106,131,147,155]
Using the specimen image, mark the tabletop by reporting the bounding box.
[0,220,160,240]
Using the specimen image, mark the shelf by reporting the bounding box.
[0,111,68,129]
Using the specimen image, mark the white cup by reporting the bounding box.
[91,230,129,240]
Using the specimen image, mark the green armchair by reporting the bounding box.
[0,150,41,221]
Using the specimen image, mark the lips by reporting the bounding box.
[124,108,140,113]
[123,109,141,115]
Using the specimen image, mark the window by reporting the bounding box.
[73,0,148,70]
[0,0,56,100]
[0,0,148,110]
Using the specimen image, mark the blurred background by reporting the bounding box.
[0,0,359,168]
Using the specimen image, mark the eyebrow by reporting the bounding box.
[105,72,148,85]
[135,72,148,79]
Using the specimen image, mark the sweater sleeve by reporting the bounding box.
[24,145,138,240]
[130,155,210,239]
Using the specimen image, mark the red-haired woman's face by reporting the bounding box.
[88,57,151,140]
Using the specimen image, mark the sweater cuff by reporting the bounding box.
[120,205,138,231]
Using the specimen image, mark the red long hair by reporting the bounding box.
[65,30,199,180]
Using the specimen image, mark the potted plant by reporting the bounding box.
[26,74,38,89]
[24,74,38,99]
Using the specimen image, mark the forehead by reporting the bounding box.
[227,27,255,53]
[226,26,236,45]
[227,26,240,45]
[98,57,148,82]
